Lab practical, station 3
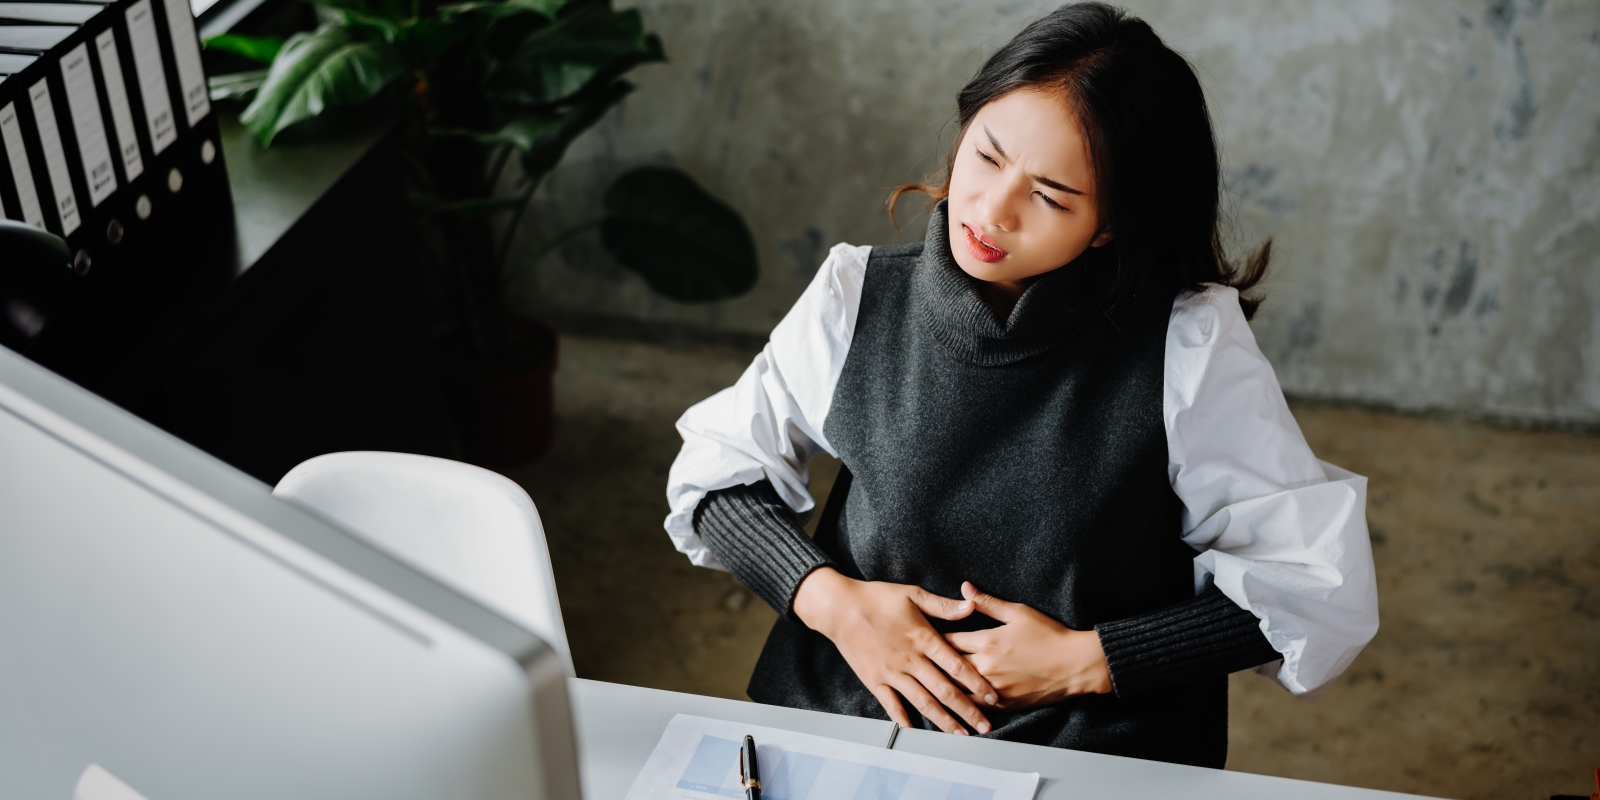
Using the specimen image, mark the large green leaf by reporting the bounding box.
[517,78,631,184]
[475,114,561,150]
[485,4,660,108]
[336,8,403,42]
[202,33,284,64]
[479,9,555,63]
[396,17,470,61]
[600,167,757,302]
[207,69,269,102]
[509,0,569,16]
[311,0,411,22]
[484,40,659,113]
[240,26,406,145]
[538,31,660,103]
[516,2,646,62]
[440,0,566,22]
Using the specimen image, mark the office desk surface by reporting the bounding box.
[891,727,1440,800]
[567,678,1446,800]
[218,109,396,276]
[568,678,897,800]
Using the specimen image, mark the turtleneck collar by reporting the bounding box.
[914,201,1095,367]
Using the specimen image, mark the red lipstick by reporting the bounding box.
[962,223,1007,263]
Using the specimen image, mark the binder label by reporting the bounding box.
[126,0,176,155]
[96,29,144,181]
[0,102,46,228]
[162,0,209,128]
[61,43,118,207]
[28,78,80,236]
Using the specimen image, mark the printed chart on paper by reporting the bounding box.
[625,715,1038,800]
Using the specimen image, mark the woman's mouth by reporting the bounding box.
[962,223,1007,263]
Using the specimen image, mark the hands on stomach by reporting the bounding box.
[791,569,1112,734]
[944,581,1113,709]
[792,568,999,734]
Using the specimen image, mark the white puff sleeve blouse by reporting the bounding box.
[665,243,1378,697]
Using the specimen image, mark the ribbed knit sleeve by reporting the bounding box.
[694,480,834,619]
[1094,580,1282,696]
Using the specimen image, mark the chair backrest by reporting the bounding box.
[273,451,573,676]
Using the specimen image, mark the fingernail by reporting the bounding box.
[985,694,997,705]
[977,722,991,734]
[955,729,969,736]
[958,601,970,611]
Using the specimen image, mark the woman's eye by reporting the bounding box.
[976,149,1000,167]
[1037,192,1066,211]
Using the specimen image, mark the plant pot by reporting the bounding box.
[441,318,559,470]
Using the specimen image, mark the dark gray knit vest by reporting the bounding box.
[747,203,1229,767]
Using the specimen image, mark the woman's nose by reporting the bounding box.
[975,186,1021,233]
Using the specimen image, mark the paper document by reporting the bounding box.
[627,715,1038,800]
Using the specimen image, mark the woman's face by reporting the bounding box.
[946,89,1110,295]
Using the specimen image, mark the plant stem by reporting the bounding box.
[504,218,602,285]
[452,240,489,354]
[486,143,513,192]
[494,183,539,271]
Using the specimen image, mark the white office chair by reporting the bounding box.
[272,451,574,676]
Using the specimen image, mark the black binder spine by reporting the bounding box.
[0,97,43,229]
[0,0,231,278]
[7,84,70,234]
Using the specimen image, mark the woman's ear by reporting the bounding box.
[1091,227,1114,248]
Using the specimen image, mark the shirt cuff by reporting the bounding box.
[694,480,834,619]
[1093,579,1282,696]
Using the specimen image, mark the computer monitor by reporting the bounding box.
[0,343,581,800]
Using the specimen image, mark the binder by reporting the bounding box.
[0,0,233,369]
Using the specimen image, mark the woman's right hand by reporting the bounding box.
[791,567,998,735]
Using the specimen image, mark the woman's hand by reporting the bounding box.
[944,582,1113,709]
[792,568,1000,735]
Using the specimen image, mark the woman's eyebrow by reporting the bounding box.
[984,125,1085,196]
[1034,174,1084,196]
[984,125,1012,160]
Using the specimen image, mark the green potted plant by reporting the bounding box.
[208,0,757,467]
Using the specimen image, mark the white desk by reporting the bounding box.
[568,678,1443,800]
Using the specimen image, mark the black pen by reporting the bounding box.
[738,734,761,800]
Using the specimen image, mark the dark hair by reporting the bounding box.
[889,2,1270,318]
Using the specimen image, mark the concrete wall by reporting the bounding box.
[508,0,1600,425]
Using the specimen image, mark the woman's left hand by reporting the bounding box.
[945,582,1114,710]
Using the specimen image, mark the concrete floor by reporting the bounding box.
[509,335,1600,800]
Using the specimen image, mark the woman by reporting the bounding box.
[663,2,1378,768]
